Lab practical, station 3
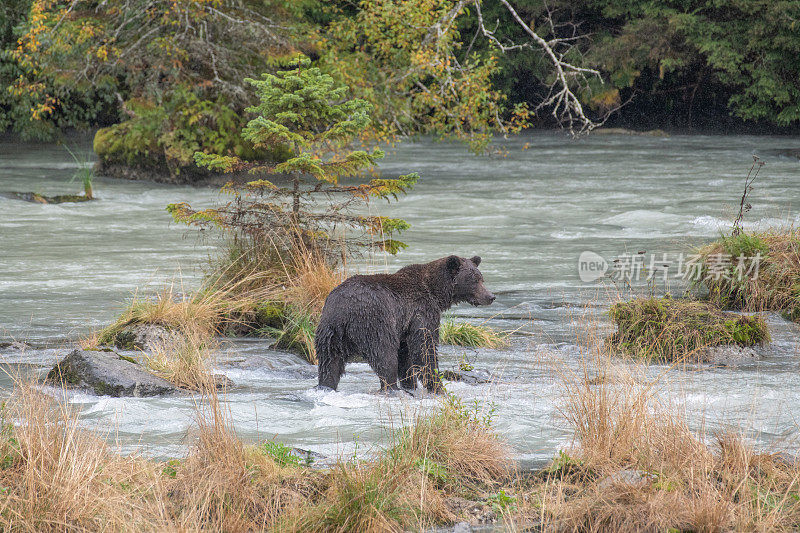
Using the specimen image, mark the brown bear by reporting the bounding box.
[315,255,496,393]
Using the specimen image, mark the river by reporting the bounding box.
[1,132,799,466]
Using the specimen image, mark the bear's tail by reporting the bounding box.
[315,319,346,390]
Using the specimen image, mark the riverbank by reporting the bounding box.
[5,340,800,532]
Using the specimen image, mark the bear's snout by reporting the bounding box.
[471,288,496,306]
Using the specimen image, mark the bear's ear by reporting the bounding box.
[470,256,481,267]
[446,255,461,277]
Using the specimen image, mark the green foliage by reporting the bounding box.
[161,459,180,479]
[718,233,769,260]
[1,0,297,140]
[176,58,417,284]
[608,296,770,361]
[700,229,800,320]
[415,457,450,487]
[4,0,799,146]
[64,146,94,199]
[319,0,531,153]
[585,0,800,126]
[258,305,317,363]
[0,402,19,471]
[259,441,303,467]
[95,87,276,177]
[547,450,584,476]
[486,489,517,514]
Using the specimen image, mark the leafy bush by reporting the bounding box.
[94,87,285,178]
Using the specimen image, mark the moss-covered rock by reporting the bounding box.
[98,323,179,352]
[5,192,94,204]
[46,349,180,397]
[608,297,770,362]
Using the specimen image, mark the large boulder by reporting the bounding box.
[45,349,181,397]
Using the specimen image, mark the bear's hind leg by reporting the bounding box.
[363,345,401,392]
[318,354,345,390]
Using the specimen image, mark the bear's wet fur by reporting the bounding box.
[315,255,496,393]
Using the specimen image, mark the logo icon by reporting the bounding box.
[578,251,608,282]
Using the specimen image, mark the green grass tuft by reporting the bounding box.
[439,317,507,348]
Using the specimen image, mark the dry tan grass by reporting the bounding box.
[0,372,514,532]
[387,395,513,491]
[533,340,800,532]
[144,328,217,391]
[165,389,313,531]
[0,379,169,531]
[281,247,346,318]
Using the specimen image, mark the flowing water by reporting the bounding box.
[1,132,799,466]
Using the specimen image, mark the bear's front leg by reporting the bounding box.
[408,321,444,394]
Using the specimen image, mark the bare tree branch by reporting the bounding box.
[474,0,609,134]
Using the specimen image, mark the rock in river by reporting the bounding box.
[46,349,181,397]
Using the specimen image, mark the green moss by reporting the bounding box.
[97,324,137,349]
[9,192,93,204]
[253,302,288,330]
[608,296,770,362]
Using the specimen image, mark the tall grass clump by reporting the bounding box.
[0,375,520,531]
[144,329,217,391]
[700,228,800,321]
[608,296,769,362]
[536,344,800,531]
[65,145,95,199]
[96,274,271,348]
[165,390,313,531]
[439,316,508,348]
[0,380,168,531]
[287,395,511,531]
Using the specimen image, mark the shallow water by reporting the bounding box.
[1,132,799,465]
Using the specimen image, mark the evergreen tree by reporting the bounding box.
[168,56,418,262]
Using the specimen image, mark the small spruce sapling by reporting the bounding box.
[167,56,418,261]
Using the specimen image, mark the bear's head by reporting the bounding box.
[446,255,496,307]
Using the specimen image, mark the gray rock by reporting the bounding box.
[132,324,181,352]
[597,469,654,491]
[106,324,180,352]
[701,345,760,365]
[45,349,181,397]
[211,373,235,390]
[452,522,472,533]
